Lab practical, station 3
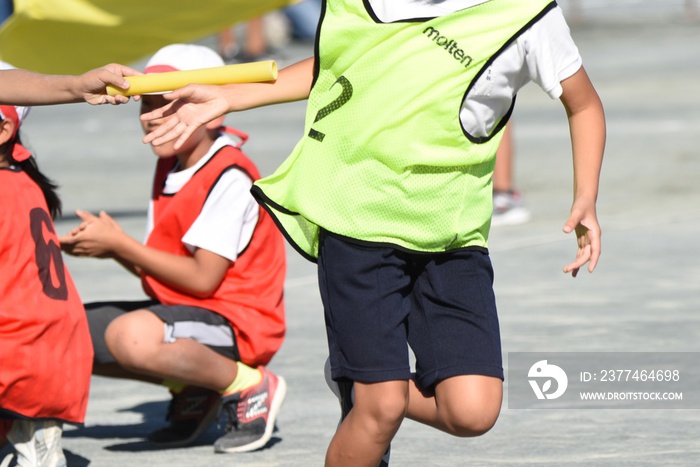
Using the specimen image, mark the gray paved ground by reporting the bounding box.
[3,7,700,467]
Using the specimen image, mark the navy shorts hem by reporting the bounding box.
[333,367,412,384]
[416,363,504,390]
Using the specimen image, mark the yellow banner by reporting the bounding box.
[0,0,295,74]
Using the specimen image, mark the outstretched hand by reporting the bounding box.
[562,203,601,277]
[59,209,125,258]
[141,84,231,149]
[79,64,141,105]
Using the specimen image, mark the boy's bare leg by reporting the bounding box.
[406,375,502,436]
[103,309,238,390]
[92,362,162,384]
[325,380,408,467]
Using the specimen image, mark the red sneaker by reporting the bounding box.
[213,367,287,453]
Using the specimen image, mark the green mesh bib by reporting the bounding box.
[254,0,555,260]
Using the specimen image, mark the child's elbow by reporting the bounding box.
[188,288,216,299]
[186,277,223,298]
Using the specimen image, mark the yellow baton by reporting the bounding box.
[107,60,277,96]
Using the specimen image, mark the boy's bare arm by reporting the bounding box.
[110,236,230,297]
[558,66,606,277]
[0,64,140,106]
[141,57,315,149]
[60,210,229,297]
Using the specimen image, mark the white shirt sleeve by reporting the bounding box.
[181,168,259,262]
[519,6,582,99]
[460,6,582,136]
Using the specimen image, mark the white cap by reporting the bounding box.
[144,44,224,74]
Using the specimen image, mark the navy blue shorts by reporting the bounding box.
[318,231,503,390]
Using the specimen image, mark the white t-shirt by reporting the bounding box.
[145,134,259,262]
[368,0,582,137]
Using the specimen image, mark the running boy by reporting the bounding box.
[0,66,93,466]
[140,1,606,465]
[59,44,287,454]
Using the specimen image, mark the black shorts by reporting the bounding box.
[318,231,503,390]
[86,299,239,365]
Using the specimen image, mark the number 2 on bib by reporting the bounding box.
[308,76,353,142]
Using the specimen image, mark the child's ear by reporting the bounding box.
[204,116,226,131]
[0,119,16,145]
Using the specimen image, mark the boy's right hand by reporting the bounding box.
[140,84,231,149]
[79,64,142,105]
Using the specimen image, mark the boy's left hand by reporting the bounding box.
[562,204,601,277]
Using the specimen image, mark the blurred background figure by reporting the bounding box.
[492,123,531,227]
[282,0,321,42]
[0,0,12,25]
[218,17,270,63]
[218,0,321,63]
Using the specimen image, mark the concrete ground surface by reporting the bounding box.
[2,6,700,467]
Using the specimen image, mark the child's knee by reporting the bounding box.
[374,393,408,430]
[104,322,136,367]
[436,375,502,437]
[104,312,157,369]
[355,381,408,434]
[443,406,500,437]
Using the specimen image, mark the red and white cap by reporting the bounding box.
[144,43,224,75]
[0,60,32,162]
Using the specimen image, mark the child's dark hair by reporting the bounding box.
[2,134,62,220]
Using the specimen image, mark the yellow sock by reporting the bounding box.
[222,362,262,395]
[162,379,187,394]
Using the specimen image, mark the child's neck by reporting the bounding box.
[175,138,216,171]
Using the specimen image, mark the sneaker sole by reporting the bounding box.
[214,375,287,453]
